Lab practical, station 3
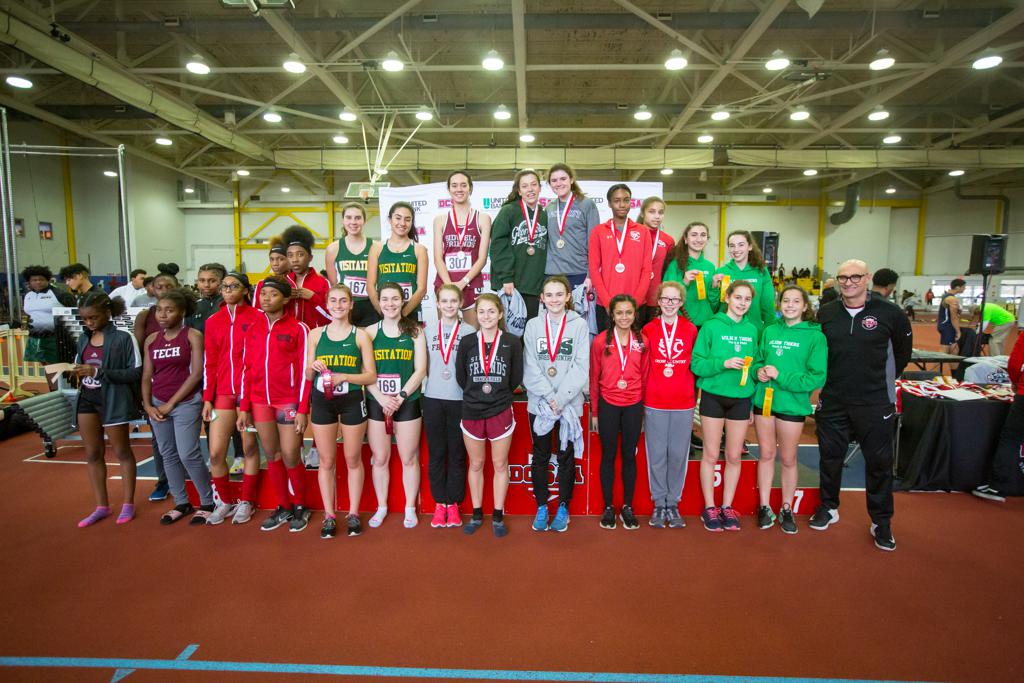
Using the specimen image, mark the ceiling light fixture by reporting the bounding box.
[710,108,731,121]
[262,111,282,123]
[375,167,389,176]
[660,168,674,175]
[867,106,890,121]
[155,137,173,146]
[338,108,357,122]
[185,54,210,75]
[882,134,902,144]
[633,104,653,121]
[972,52,1003,70]
[282,52,306,74]
[5,75,32,89]
[948,169,965,177]
[493,104,512,120]
[184,186,195,194]
[281,186,290,193]
[519,132,536,143]
[482,50,504,71]
[789,107,810,121]
[332,134,349,144]
[381,51,404,72]
[697,133,714,143]
[803,169,818,176]
[236,169,250,177]
[762,186,773,194]
[765,49,790,71]
[103,170,118,177]
[869,49,895,71]
[415,107,434,121]
[885,186,897,194]
[665,49,688,71]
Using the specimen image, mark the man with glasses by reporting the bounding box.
[811,259,913,551]
[189,263,226,333]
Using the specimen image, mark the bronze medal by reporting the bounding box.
[547,366,557,377]
[663,365,674,377]
[526,246,536,256]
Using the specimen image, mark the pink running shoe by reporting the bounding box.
[430,503,446,528]
[445,503,462,527]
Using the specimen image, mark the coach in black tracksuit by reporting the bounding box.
[811,259,912,551]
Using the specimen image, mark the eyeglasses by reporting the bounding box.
[220,283,243,291]
[658,297,682,305]
[836,274,867,284]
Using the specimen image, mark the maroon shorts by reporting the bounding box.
[213,394,241,411]
[251,402,299,425]
[461,406,515,442]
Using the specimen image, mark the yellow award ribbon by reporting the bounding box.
[695,272,707,300]
[719,275,731,301]
[762,387,774,417]
[740,355,753,386]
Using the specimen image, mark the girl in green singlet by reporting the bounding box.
[306,284,377,539]
[367,202,428,320]
[365,282,427,530]
[325,202,380,328]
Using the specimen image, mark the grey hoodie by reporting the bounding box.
[522,309,590,416]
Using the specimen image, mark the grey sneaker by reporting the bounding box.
[648,506,667,528]
[260,506,293,531]
[665,506,686,529]
[206,502,237,526]
[779,505,798,534]
[232,501,254,525]
[288,506,311,533]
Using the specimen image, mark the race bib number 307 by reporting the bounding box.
[445,251,472,272]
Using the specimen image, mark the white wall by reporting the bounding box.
[728,204,817,270]
[126,156,185,272]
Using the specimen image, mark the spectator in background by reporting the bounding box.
[937,279,966,354]
[133,277,157,308]
[901,290,920,321]
[870,268,899,302]
[110,269,147,305]
[972,329,1024,502]
[819,278,839,307]
[21,265,75,390]
[925,289,935,306]
[978,302,1016,356]
[189,263,225,333]
[59,263,94,305]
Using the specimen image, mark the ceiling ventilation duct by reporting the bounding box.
[830,183,860,226]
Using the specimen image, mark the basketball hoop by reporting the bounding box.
[359,187,371,202]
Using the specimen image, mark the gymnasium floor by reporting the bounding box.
[2,318,1021,682]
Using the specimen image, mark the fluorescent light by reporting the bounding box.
[885,186,897,194]
[973,54,1003,70]
[882,134,902,144]
[282,53,306,74]
[5,75,32,89]
[415,108,433,121]
[710,108,731,121]
[762,186,773,193]
[519,132,535,143]
[338,108,357,122]
[103,170,118,177]
[493,104,512,120]
[633,104,653,121]
[381,51,404,72]
[482,50,504,71]
[803,169,818,176]
[184,187,195,194]
[869,49,895,71]
[948,169,965,177]
[185,54,210,75]
[867,106,890,121]
[375,167,389,176]
[697,134,714,143]
[236,169,250,177]
[155,137,173,146]
[332,134,349,144]
[262,111,282,123]
[660,168,674,175]
[765,50,789,71]
[665,49,687,71]
[281,186,290,193]
[789,107,810,121]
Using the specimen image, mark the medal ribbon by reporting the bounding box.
[740,355,753,386]
[762,387,774,417]
[545,313,568,365]
[439,320,460,366]
[660,316,679,364]
[479,329,502,378]
[556,196,574,238]
[650,228,662,260]
[520,200,539,244]
[719,274,731,302]
[615,329,632,377]
[695,271,707,300]
[612,219,628,260]
[450,208,471,250]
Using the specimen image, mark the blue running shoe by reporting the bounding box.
[549,503,570,532]
[531,505,549,531]
[148,481,169,502]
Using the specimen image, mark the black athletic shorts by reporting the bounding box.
[76,389,104,416]
[311,390,367,426]
[699,390,752,420]
[352,299,381,328]
[367,396,422,422]
[753,405,806,423]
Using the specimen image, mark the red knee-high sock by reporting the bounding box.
[212,475,233,506]
[286,465,306,507]
[267,459,290,508]
[241,472,259,504]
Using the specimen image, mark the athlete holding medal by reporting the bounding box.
[489,169,549,322]
[433,171,491,328]
[545,163,600,290]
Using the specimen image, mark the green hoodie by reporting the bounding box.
[663,252,718,327]
[691,312,759,398]
[751,318,827,417]
[489,201,549,296]
[715,260,776,332]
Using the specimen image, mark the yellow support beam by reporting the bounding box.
[718,203,727,263]
[232,180,242,269]
[817,194,826,275]
[61,151,76,263]
[915,195,928,276]
[327,174,336,244]
[995,197,1005,234]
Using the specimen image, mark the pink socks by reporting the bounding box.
[78,506,111,528]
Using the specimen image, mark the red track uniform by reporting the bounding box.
[587,218,654,308]
[286,269,331,329]
[202,302,263,404]
[646,228,676,307]
[1009,333,1024,394]
[239,312,311,414]
[589,330,648,408]
[641,316,698,410]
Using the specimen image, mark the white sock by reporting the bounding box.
[403,506,418,528]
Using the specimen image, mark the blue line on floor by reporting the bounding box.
[0,655,935,683]
[175,644,199,661]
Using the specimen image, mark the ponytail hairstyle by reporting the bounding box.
[603,293,639,356]
[156,262,180,278]
[639,196,666,228]
[779,285,816,323]
[546,163,585,200]
[377,281,420,338]
[158,287,198,318]
[79,290,126,319]
[435,283,464,318]
[474,292,507,333]
[282,225,315,256]
[387,201,419,243]
[327,283,355,325]
[726,229,765,270]
[504,168,543,205]
[673,221,710,270]
[540,274,575,314]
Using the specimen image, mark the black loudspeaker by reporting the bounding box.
[751,231,780,272]
[968,234,1007,275]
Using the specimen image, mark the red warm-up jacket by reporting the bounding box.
[587,218,653,308]
[646,228,676,307]
[641,316,698,410]
[1008,332,1024,395]
[589,329,648,408]
[287,268,331,329]
[239,311,311,413]
[202,302,263,402]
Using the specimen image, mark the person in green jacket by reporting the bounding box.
[751,286,827,535]
[715,230,776,332]
[488,169,549,322]
[663,221,719,328]
[691,280,759,533]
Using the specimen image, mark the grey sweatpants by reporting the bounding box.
[644,407,695,507]
[152,394,213,506]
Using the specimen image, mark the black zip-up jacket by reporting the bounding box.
[817,292,913,406]
[455,330,524,419]
[71,322,143,426]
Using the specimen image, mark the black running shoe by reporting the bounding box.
[620,505,639,530]
[320,516,337,539]
[492,518,509,538]
[871,523,896,551]
[808,505,839,530]
[779,505,797,534]
[345,513,362,537]
[757,505,776,530]
[972,485,1006,502]
[600,506,617,529]
[289,505,310,533]
[260,506,293,532]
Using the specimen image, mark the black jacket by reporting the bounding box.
[817,292,913,406]
[456,330,524,419]
[72,322,143,426]
[188,294,223,334]
[819,287,840,306]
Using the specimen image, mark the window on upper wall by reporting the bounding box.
[999,280,1024,303]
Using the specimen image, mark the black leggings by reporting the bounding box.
[528,413,576,506]
[422,397,466,504]
[598,398,644,508]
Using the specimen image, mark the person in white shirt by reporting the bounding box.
[21,265,75,390]
[109,269,147,306]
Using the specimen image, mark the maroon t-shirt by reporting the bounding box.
[150,328,194,403]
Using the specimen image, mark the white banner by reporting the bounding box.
[377,180,663,323]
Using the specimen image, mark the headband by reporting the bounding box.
[224,271,251,289]
[260,278,292,298]
[269,244,287,256]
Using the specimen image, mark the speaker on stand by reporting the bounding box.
[967,234,1008,356]
[751,231,780,273]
